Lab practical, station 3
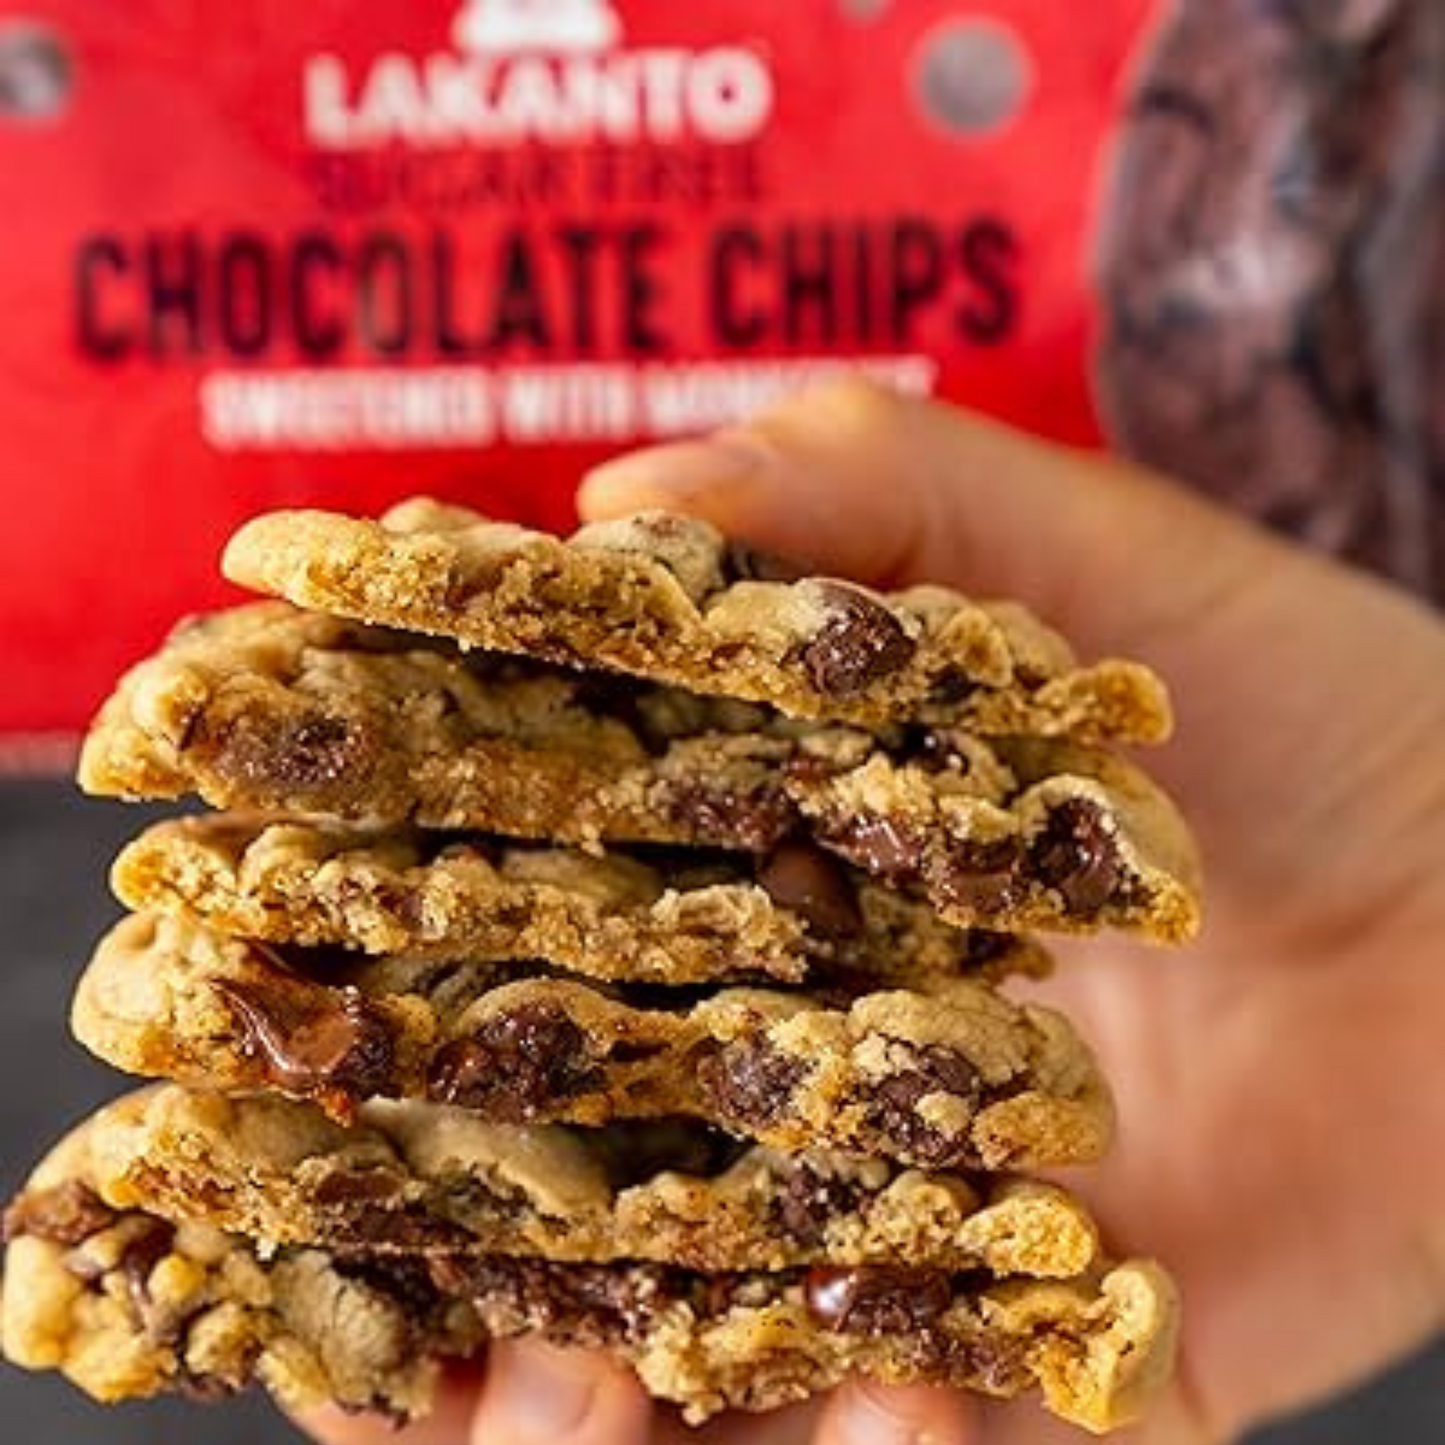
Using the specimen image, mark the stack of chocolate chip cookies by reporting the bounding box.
[1,501,1200,1432]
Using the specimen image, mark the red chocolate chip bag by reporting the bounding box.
[0,0,1440,747]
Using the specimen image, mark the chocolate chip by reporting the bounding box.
[280,716,363,784]
[950,1331,1033,1392]
[804,1265,952,1333]
[1031,800,1123,913]
[867,1046,983,1167]
[799,584,917,697]
[430,1256,679,1343]
[215,979,395,1111]
[928,669,978,705]
[723,539,810,583]
[3,1182,115,1246]
[756,841,863,936]
[821,813,925,886]
[775,1168,863,1245]
[936,837,1025,913]
[427,1004,600,1121]
[336,1255,446,1340]
[664,780,795,851]
[120,1218,176,1323]
[340,1208,471,1251]
[312,1167,409,1206]
[696,1041,807,1130]
[210,710,374,803]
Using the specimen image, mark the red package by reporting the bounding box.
[0,0,1439,745]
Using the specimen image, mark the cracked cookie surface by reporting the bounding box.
[111,815,1047,987]
[73,915,1113,1170]
[3,1116,1178,1431]
[43,1087,1103,1276]
[222,500,1172,739]
[81,605,1199,940]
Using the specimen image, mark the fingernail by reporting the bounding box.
[580,434,767,509]
[484,1342,598,1440]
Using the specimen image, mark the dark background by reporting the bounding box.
[1,777,1441,1443]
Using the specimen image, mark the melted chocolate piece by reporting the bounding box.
[311,1167,410,1206]
[3,1182,115,1246]
[431,1256,803,1343]
[215,978,395,1110]
[1031,800,1124,913]
[928,668,978,705]
[804,1265,952,1334]
[756,841,863,936]
[867,1046,984,1168]
[427,1004,601,1120]
[339,1255,445,1325]
[936,837,1025,913]
[338,1207,473,1251]
[696,1041,807,1130]
[664,779,795,851]
[800,584,918,697]
[211,711,367,791]
[121,1218,177,1324]
[430,1256,679,1343]
[776,1168,864,1245]
[823,814,926,885]
[968,1332,1033,1390]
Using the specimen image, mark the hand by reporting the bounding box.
[299,380,1445,1445]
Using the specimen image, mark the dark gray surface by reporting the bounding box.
[0,778,1440,1443]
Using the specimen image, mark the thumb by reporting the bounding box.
[467,1340,652,1445]
[813,1381,978,1445]
[578,377,1284,663]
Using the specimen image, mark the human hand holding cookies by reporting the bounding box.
[303,381,1445,1445]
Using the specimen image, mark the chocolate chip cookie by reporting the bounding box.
[221,500,1173,738]
[3,1114,1178,1429]
[73,914,1113,1170]
[111,814,1047,987]
[81,604,1199,940]
[41,1086,1103,1276]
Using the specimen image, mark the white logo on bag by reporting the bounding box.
[452,0,621,55]
[305,0,773,148]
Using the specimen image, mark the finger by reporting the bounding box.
[578,377,1283,661]
[293,1364,483,1444]
[467,1340,652,1445]
[813,1381,977,1445]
